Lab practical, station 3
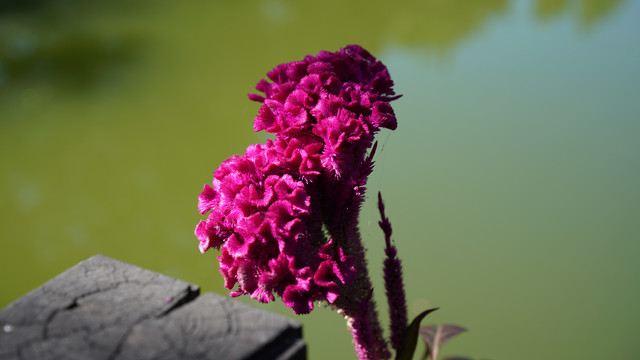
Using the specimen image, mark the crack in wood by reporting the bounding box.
[160,285,200,317]
[107,285,201,360]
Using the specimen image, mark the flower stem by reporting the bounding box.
[328,182,390,359]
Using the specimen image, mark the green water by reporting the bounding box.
[1,0,639,358]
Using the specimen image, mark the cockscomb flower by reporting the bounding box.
[197,45,401,359]
[249,44,400,179]
[196,142,356,314]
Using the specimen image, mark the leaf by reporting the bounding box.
[443,357,474,360]
[419,324,467,360]
[395,308,439,360]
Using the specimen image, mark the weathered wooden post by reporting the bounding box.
[0,255,306,360]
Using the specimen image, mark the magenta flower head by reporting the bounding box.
[249,44,400,178]
[196,140,355,314]
[196,46,400,357]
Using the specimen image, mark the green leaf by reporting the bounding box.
[395,308,439,360]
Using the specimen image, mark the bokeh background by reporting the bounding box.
[1,0,639,358]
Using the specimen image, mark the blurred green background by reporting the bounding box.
[1,0,639,358]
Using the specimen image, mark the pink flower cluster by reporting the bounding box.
[249,45,399,178]
[196,140,354,314]
[196,45,399,314]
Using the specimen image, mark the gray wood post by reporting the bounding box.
[0,255,306,360]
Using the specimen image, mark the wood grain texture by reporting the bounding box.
[0,255,305,360]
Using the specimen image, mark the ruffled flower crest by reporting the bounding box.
[197,45,399,318]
